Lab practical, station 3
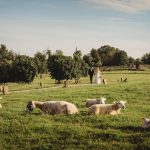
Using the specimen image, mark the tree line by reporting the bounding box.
[0,44,150,83]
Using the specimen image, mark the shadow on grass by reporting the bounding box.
[116,125,145,132]
[21,110,42,116]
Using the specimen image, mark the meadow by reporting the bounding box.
[0,71,150,150]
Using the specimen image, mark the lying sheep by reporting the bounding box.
[88,100,127,115]
[86,97,106,107]
[26,100,79,115]
[141,118,150,129]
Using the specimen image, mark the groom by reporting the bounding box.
[88,66,94,84]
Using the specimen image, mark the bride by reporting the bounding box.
[94,67,101,84]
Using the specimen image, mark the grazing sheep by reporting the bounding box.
[141,118,150,129]
[86,97,106,107]
[88,100,127,115]
[26,100,79,115]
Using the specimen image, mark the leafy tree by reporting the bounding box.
[134,58,142,70]
[0,44,15,63]
[46,49,52,59]
[128,57,135,64]
[34,51,47,77]
[141,53,150,64]
[83,54,93,66]
[55,50,63,56]
[128,56,135,68]
[90,48,101,67]
[12,55,37,83]
[114,50,128,66]
[47,55,63,83]
[73,50,82,83]
[0,62,12,83]
[61,56,75,80]
[98,45,117,66]
[0,44,15,83]
[47,54,74,83]
[81,61,89,77]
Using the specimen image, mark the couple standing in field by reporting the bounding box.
[88,66,102,84]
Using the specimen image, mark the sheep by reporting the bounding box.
[86,97,106,107]
[26,100,79,115]
[141,118,150,129]
[88,100,127,115]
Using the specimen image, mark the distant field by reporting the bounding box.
[0,71,150,150]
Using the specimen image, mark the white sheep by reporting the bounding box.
[86,97,106,107]
[88,100,127,115]
[26,100,79,115]
[141,118,150,129]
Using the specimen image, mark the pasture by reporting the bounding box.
[0,71,150,150]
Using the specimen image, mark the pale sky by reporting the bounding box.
[0,0,150,58]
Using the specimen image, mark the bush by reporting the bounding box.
[11,55,37,83]
[48,55,75,82]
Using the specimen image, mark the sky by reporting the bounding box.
[0,0,150,58]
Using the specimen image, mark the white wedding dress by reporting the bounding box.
[94,68,101,84]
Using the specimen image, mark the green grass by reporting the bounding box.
[0,71,150,150]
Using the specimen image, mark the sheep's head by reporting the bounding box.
[115,101,127,109]
[26,101,35,112]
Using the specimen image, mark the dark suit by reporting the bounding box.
[88,68,94,84]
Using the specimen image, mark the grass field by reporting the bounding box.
[0,71,150,150]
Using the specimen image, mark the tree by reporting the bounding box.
[114,50,128,66]
[81,61,89,77]
[46,49,52,59]
[128,57,135,64]
[0,44,15,83]
[72,50,82,83]
[98,45,117,66]
[12,55,37,83]
[141,53,150,64]
[83,54,93,66]
[34,51,47,77]
[55,50,63,56]
[90,48,101,67]
[134,58,142,70]
[128,56,135,68]
[0,44,15,63]
[47,54,75,83]
[0,62,12,83]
